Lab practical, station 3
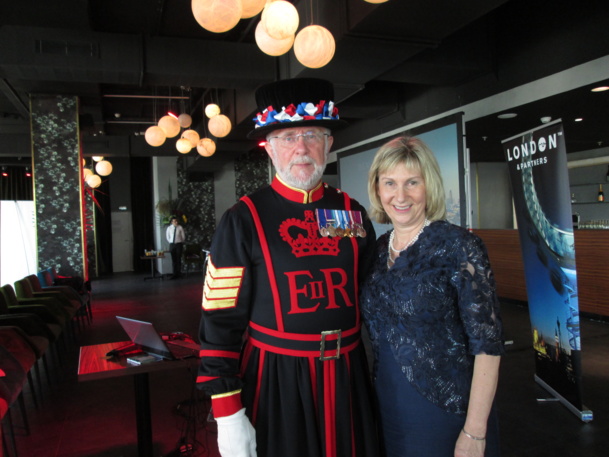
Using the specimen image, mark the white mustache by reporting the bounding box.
[289,157,315,167]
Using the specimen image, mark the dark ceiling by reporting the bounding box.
[1,0,608,169]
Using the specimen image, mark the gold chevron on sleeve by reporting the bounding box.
[202,257,245,310]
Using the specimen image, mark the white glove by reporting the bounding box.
[216,408,257,457]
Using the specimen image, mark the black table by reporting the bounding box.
[78,341,197,457]
[139,255,165,280]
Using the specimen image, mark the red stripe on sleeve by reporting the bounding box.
[199,349,240,359]
[212,392,243,418]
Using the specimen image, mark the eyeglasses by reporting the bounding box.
[268,131,329,148]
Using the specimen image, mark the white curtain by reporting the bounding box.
[0,200,36,287]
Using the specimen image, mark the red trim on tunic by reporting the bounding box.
[342,192,361,329]
[200,349,240,359]
[196,375,219,383]
[248,335,360,358]
[271,176,325,203]
[346,354,356,457]
[324,359,337,457]
[309,357,318,416]
[241,196,285,331]
[249,320,359,341]
[211,392,242,418]
[252,348,266,425]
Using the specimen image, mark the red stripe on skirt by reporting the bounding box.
[252,347,266,425]
[346,354,356,457]
[241,196,284,331]
[324,359,337,457]
[309,357,318,416]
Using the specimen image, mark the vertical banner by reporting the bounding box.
[502,120,592,421]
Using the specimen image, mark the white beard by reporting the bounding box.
[270,145,328,190]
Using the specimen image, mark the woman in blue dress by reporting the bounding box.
[360,136,505,457]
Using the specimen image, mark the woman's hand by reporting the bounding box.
[455,429,485,457]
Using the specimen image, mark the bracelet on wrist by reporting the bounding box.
[462,428,486,441]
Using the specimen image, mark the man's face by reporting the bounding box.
[171,219,178,226]
[265,126,333,190]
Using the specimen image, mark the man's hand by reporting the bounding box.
[216,408,257,457]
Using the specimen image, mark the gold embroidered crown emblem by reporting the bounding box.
[279,210,340,257]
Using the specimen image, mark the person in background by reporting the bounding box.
[166,216,185,279]
[196,78,379,457]
[360,136,504,457]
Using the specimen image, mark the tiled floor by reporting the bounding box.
[6,272,609,456]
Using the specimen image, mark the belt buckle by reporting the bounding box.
[320,329,342,361]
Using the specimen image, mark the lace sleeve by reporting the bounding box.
[453,234,505,356]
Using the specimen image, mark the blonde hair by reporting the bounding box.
[367,136,447,224]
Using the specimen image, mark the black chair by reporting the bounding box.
[182,244,207,277]
[0,344,31,457]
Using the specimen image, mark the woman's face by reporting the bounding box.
[377,162,427,230]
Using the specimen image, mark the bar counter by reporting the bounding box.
[474,229,609,317]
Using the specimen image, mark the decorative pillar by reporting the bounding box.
[30,95,88,279]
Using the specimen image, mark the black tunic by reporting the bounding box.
[197,177,380,457]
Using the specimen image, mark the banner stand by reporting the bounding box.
[502,120,593,424]
[535,375,593,422]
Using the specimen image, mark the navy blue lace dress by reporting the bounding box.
[360,220,504,456]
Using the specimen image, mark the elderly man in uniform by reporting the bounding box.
[197,78,379,457]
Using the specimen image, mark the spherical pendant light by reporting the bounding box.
[176,138,194,154]
[83,168,93,179]
[197,138,217,157]
[178,113,193,128]
[92,156,104,162]
[364,0,389,3]
[262,1,299,41]
[294,25,336,69]
[208,114,232,138]
[255,20,294,56]
[145,125,167,147]
[158,115,181,138]
[241,0,266,18]
[86,174,102,188]
[182,129,200,147]
[192,0,243,33]
[95,160,113,176]
[205,103,221,119]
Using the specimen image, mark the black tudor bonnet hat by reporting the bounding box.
[247,78,348,139]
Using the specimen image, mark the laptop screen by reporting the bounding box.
[116,316,173,359]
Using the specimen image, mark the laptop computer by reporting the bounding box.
[116,316,200,360]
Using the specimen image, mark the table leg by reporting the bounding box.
[133,372,153,457]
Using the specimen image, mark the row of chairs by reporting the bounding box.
[0,269,91,456]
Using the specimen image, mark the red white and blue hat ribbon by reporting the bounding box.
[253,100,339,129]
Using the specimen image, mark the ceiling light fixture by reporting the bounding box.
[574,118,583,122]
[262,0,299,41]
[497,113,517,119]
[591,86,609,92]
[95,160,113,176]
[191,0,243,34]
[241,0,266,19]
[145,126,167,147]
[158,114,181,138]
[294,25,336,69]
[205,103,221,119]
[176,138,193,154]
[208,114,232,138]
[197,138,217,157]
[255,20,294,57]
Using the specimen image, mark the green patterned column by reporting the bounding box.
[30,95,87,279]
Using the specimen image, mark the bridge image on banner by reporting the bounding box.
[502,119,593,422]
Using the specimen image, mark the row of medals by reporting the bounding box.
[316,209,367,238]
[319,223,367,238]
